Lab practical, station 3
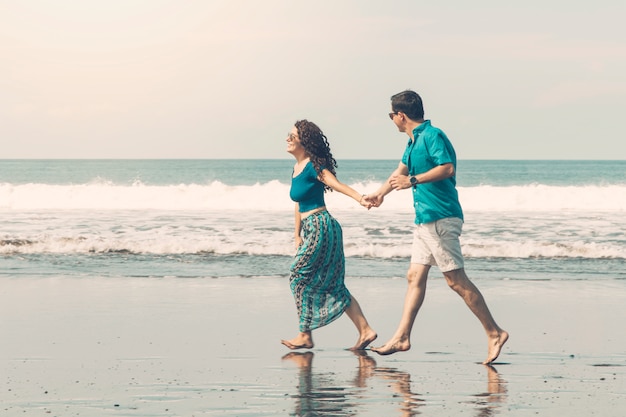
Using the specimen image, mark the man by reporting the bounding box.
[365,90,508,364]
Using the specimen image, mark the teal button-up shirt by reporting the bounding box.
[401,120,464,224]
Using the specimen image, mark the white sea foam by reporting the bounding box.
[1,208,624,259]
[1,181,624,212]
[458,184,626,212]
[1,179,624,260]
[2,227,623,259]
[3,160,623,278]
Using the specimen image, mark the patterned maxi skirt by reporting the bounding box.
[290,210,352,332]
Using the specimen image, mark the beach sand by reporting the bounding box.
[1,275,625,416]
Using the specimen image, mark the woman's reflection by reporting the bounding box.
[282,351,358,416]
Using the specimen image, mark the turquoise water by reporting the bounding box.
[2,159,625,186]
[1,159,625,281]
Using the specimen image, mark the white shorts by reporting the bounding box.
[410,217,464,272]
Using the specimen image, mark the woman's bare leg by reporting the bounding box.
[344,296,377,350]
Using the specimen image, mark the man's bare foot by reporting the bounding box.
[348,330,378,351]
[281,333,314,350]
[483,330,509,364]
[371,338,410,356]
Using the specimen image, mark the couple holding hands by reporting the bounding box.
[282,90,508,365]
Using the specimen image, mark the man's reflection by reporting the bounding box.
[472,364,508,416]
[372,365,423,416]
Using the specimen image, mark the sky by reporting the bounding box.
[1,0,625,160]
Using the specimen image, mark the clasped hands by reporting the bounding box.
[360,174,411,209]
[360,194,381,209]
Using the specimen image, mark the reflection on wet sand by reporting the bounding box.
[282,351,422,416]
[282,351,357,416]
[473,364,508,417]
[281,352,508,416]
[353,351,424,416]
[372,366,423,415]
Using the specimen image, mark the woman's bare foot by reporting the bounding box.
[281,332,314,350]
[348,330,378,351]
[483,330,509,364]
[371,337,410,356]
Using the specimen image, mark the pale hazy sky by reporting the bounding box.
[2,1,625,159]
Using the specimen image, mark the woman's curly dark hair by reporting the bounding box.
[294,119,338,192]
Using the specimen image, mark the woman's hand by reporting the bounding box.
[359,194,373,209]
[363,193,384,208]
[295,235,303,248]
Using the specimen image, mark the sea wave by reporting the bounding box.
[1,205,623,259]
[1,181,625,212]
[2,234,624,259]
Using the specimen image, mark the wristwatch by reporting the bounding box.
[410,175,419,186]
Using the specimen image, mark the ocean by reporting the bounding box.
[1,159,625,282]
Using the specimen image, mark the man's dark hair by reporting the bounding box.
[391,90,424,120]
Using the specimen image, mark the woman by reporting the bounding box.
[281,119,377,351]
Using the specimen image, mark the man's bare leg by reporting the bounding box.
[344,296,378,350]
[443,268,509,364]
[372,264,430,355]
[281,331,314,350]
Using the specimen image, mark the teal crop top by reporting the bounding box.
[290,161,326,212]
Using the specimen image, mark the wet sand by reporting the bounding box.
[1,275,625,416]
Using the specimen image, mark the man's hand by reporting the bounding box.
[389,174,411,190]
